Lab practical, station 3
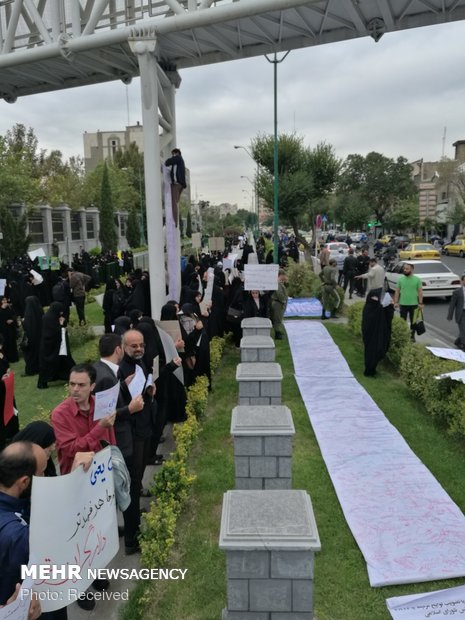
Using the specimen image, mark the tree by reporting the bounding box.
[0,208,31,261]
[335,191,371,230]
[99,164,118,252]
[338,152,417,225]
[126,208,141,248]
[251,133,340,240]
[384,201,420,233]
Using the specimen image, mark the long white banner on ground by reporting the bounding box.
[285,320,465,587]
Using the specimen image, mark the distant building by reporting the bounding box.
[83,122,144,173]
[412,140,465,236]
[217,203,238,217]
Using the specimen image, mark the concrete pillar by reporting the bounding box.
[231,405,295,490]
[219,490,321,619]
[240,335,275,363]
[78,208,88,250]
[129,35,166,320]
[241,317,272,338]
[236,362,282,406]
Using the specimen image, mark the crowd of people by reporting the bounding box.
[0,241,294,617]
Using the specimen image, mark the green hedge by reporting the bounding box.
[139,337,225,568]
[348,300,465,439]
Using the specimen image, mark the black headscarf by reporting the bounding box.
[362,288,394,377]
[13,421,57,476]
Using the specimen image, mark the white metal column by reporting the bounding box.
[129,34,166,319]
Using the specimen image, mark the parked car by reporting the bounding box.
[385,260,461,298]
[443,239,465,257]
[399,243,441,260]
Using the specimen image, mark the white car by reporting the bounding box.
[325,242,349,259]
[385,260,461,298]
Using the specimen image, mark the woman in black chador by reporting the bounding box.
[0,296,18,363]
[22,296,44,376]
[361,288,394,377]
[37,302,75,389]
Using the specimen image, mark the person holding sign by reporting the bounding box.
[51,364,116,476]
[117,330,158,554]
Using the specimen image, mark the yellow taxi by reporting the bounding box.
[443,239,465,257]
[380,234,395,245]
[399,243,441,260]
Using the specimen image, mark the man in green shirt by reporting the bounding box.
[393,262,424,340]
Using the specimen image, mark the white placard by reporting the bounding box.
[386,584,465,619]
[208,236,225,252]
[244,264,279,291]
[223,253,238,270]
[27,248,46,260]
[0,279,6,297]
[93,381,120,421]
[128,364,146,398]
[191,232,202,248]
[0,577,33,620]
[29,446,118,611]
[156,320,183,351]
[427,347,465,363]
[153,356,159,381]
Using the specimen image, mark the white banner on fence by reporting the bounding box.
[427,347,465,363]
[244,264,279,290]
[29,446,118,611]
[386,584,465,619]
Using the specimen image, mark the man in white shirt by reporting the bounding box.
[355,257,385,293]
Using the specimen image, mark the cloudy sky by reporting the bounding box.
[1,19,465,210]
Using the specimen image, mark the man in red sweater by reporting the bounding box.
[51,363,116,475]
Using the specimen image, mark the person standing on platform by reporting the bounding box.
[165,148,186,227]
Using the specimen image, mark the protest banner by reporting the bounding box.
[244,264,279,290]
[29,446,118,611]
[387,584,465,619]
[0,576,33,620]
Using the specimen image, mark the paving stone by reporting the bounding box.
[227,550,270,579]
[271,552,314,579]
[249,579,292,612]
[228,579,249,611]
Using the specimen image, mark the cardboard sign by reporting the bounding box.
[191,232,202,249]
[244,264,279,291]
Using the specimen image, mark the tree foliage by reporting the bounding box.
[126,208,141,248]
[338,152,417,224]
[0,208,31,261]
[384,200,420,232]
[251,133,340,236]
[99,164,118,252]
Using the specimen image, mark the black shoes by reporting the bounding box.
[125,541,141,555]
[92,579,110,591]
[77,591,96,611]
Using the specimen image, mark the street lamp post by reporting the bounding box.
[265,51,290,264]
[234,145,259,232]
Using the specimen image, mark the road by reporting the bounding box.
[419,254,464,346]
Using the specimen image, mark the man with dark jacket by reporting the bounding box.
[117,330,157,554]
[67,268,91,325]
[164,148,186,227]
[343,248,358,299]
[93,333,144,556]
[447,275,465,349]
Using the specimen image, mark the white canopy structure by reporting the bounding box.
[1,0,464,315]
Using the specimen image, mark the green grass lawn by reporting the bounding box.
[133,322,465,620]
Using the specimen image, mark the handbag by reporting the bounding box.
[413,308,426,336]
[227,306,244,324]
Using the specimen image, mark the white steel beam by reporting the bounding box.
[129,33,166,319]
[2,0,24,54]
